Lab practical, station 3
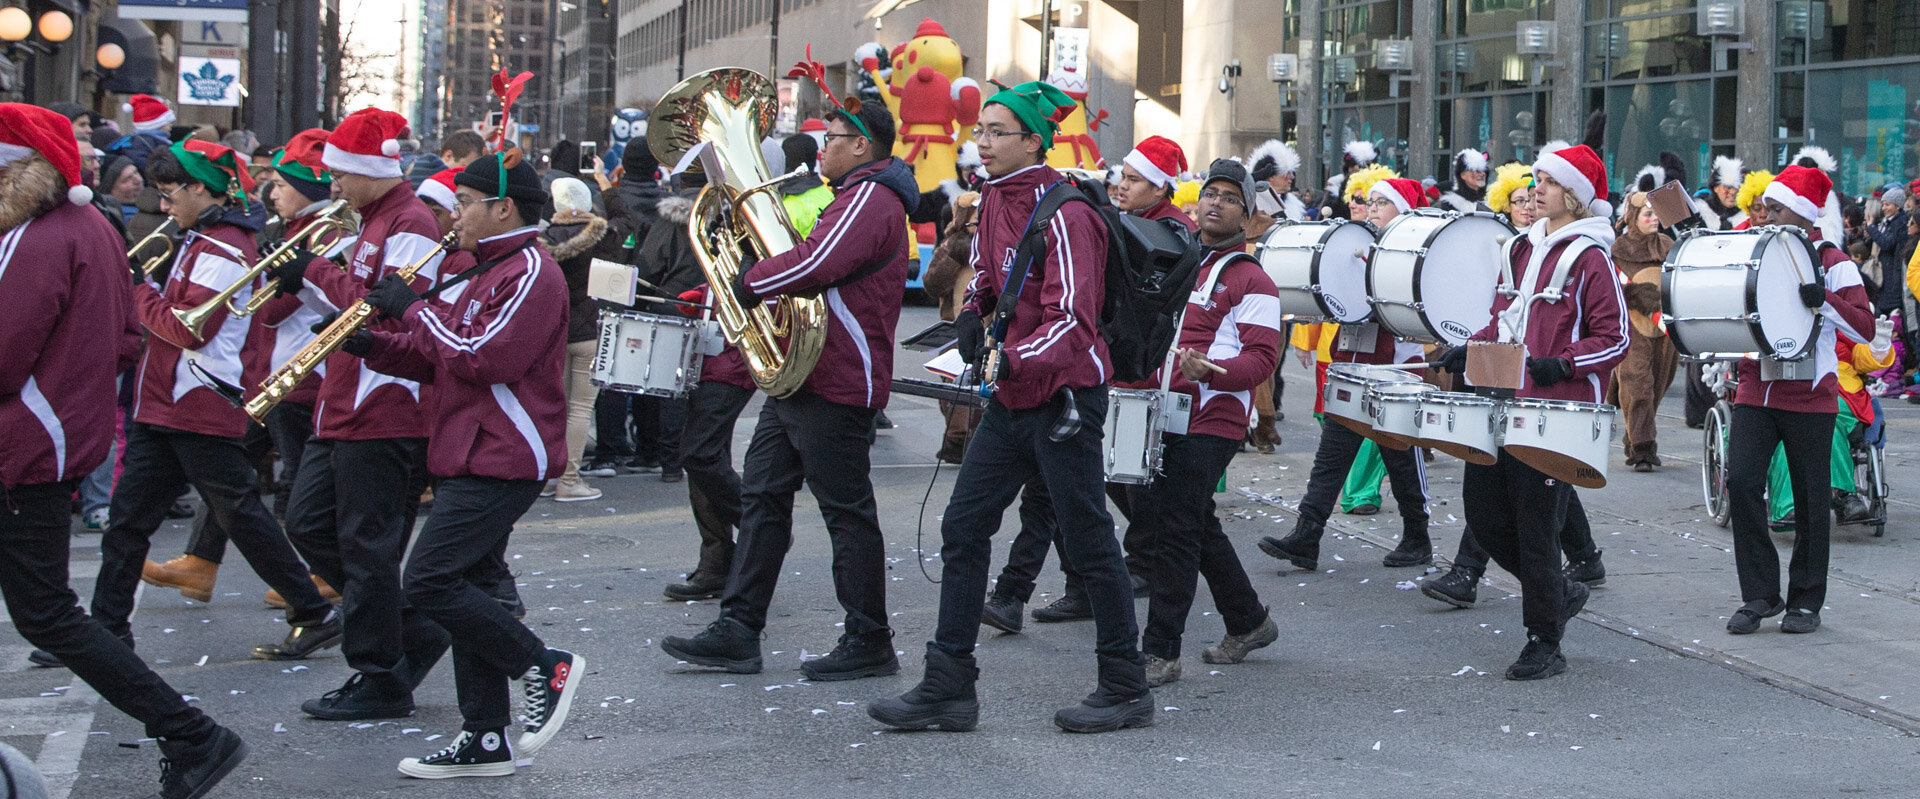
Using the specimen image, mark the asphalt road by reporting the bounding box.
[6,304,1919,798]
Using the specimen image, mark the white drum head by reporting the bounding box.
[1369,211,1512,345]
[1753,231,1822,358]
[1259,221,1376,323]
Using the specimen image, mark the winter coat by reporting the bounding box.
[636,191,706,304]
[132,211,262,438]
[1162,248,1282,441]
[604,178,669,258]
[543,211,610,343]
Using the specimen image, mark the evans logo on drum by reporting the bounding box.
[1335,389,1352,402]
[1774,337,1797,352]
[1441,321,1473,340]
[1325,296,1348,318]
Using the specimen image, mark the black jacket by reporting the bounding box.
[604,178,670,262]
[543,212,611,343]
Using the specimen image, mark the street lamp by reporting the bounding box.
[96,42,123,70]
[0,7,30,42]
[1268,52,1297,108]
[1515,21,1561,86]
[1217,58,1241,99]
[36,10,69,42]
[1374,38,1417,97]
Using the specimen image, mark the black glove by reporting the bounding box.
[268,253,311,296]
[365,274,423,320]
[340,328,376,358]
[953,309,985,364]
[1439,344,1469,375]
[1527,356,1574,387]
[730,272,760,309]
[310,311,340,335]
[1799,283,1826,309]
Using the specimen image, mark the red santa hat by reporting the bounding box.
[1122,135,1187,189]
[121,94,175,132]
[0,102,92,205]
[1760,165,1832,225]
[1532,142,1612,218]
[323,107,411,179]
[416,167,460,213]
[1369,177,1427,214]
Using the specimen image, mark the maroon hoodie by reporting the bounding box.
[962,164,1113,411]
[1164,249,1282,440]
[1468,217,1627,403]
[364,227,568,481]
[1134,198,1196,232]
[132,222,261,438]
[1,198,142,488]
[1733,237,1875,412]
[296,183,445,440]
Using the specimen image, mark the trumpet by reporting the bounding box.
[243,231,456,423]
[127,219,179,281]
[169,200,353,340]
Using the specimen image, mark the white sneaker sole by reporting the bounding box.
[516,651,585,757]
[553,492,603,503]
[397,759,516,779]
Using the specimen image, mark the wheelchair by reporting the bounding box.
[1700,364,1890,537]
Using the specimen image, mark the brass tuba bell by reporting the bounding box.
[649,68,826,399]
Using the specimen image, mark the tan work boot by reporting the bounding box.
[265,575,342,609]
[141,555,219,603]
[1143,654,1182,687]
[1250,414,1280,454]
[553,475,603,503]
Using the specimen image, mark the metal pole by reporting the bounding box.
[1039,0,1052,79]
[248,0,281,142]
[291,0,319,130]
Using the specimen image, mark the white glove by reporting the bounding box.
[1871,316,1896,358]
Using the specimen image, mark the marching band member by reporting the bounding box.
[1259,177,1434,572]
[0,102,250,799]
[270,108,450,717]
[1435,149,1490,213]
[1249,138,1307,230]
[1442,143,1626,679]
[88,139,342,666]
[872,80,1155,734]
[661,285,755,601]
[349,151,584,778]
[1722,165,1874,636]
[660,101,914,681]
[1134,159,1280,687]
[1112,135,1195,230]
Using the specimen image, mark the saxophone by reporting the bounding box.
[243,231,456,423]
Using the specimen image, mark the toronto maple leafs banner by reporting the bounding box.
[178,56,241,106]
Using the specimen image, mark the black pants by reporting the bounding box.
[284,436,430,689]
[592,389,634,463]
[934,388,1139,661]
[1108,483,1155,581]
[1297,420,1429,536]
[263,402,314,521]
[680,381,752,578]
[720,392,887,637]
[94,423,330,638]
[403,477,546,731]
[1463,451,1571,643]
[1683,362,1714,428]
[2,481,213,742]
[1453,491,1599,576]
[184,419,275,563]
[990,476,1083,603]
[1138,434,1268,660]
[1728,404,1835,612]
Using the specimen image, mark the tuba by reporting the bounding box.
[649,68,825,399]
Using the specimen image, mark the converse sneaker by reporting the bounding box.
[154,725,248,799]
[516,648,584,757]
[1030,592,1094,623]
[398,728,515,779]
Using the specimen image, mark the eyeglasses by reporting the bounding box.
[1366,197,1397,209]
[451,196,502,215]
[969,127,1031,142]
[158,184,191,204]
[822,132,865,142]
[80,154,101,167]
[1198,189,1245,209]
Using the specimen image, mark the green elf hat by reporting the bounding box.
[172,139,255,210]
[984,80,1077,150]
[272,128,333,185]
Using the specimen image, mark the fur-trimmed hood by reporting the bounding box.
[657,194,694,225]
[543,213,607,260]
[0,155,66,231]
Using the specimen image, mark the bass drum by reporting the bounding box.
[1367,209,1514,345]
[1661,227,1823,360]
[1255,220,1376,323]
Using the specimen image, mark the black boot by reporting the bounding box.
[664,571,727,602]
[1031,592,1093,623]
[801,630,900,681]
[1383,526,1432,567]
[154,726,248,799]
[660,617,762,673]
[1419,565,1481,608]
[1563,549,1606,587]
[1054,654,1156,733]
[868,648,980,732]
[1257,524,1321,571]
[981,592,1024,634]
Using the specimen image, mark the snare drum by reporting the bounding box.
[1414,391,1500,465]
[1256,220,1377,323]
[591,310,705,397]
[1323,363,1420,436]
[1662,226,1824,360]
[1368,209,1515,345]
[1103,388,1166,485]
[1364,382,1435,450]
[1499,398,1616,489]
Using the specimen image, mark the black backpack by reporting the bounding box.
[1011,177,1202,383]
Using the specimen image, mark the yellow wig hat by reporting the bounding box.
[1485,162,1533,214]
[1344,164,1399,204]
[1172,179,1202,208]
[1736,169,1773,214]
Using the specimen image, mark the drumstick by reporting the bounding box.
[1173,347,1229,374]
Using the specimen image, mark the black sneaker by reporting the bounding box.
[1031,593,1093,623]
[301,673,415,720]
[26,631,128,669]
[1257,530,1319,572]
[1726,597,1786,635]
[1563,551,1607,587]
[397,728,515,779]
[517,648,584,756]
[981,593,1024,634]
[579,461,624,478]
[663,572,725,602]
[660,617,762,673]
[1558,580,1590,637]
[1382,538,1433,567]
[1780,608,1821,634]
[1504,635,1566,681]
[251,610,343,660]
[801,631,899,681]
[154,725,248,799]
[1419,567,1480,608]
